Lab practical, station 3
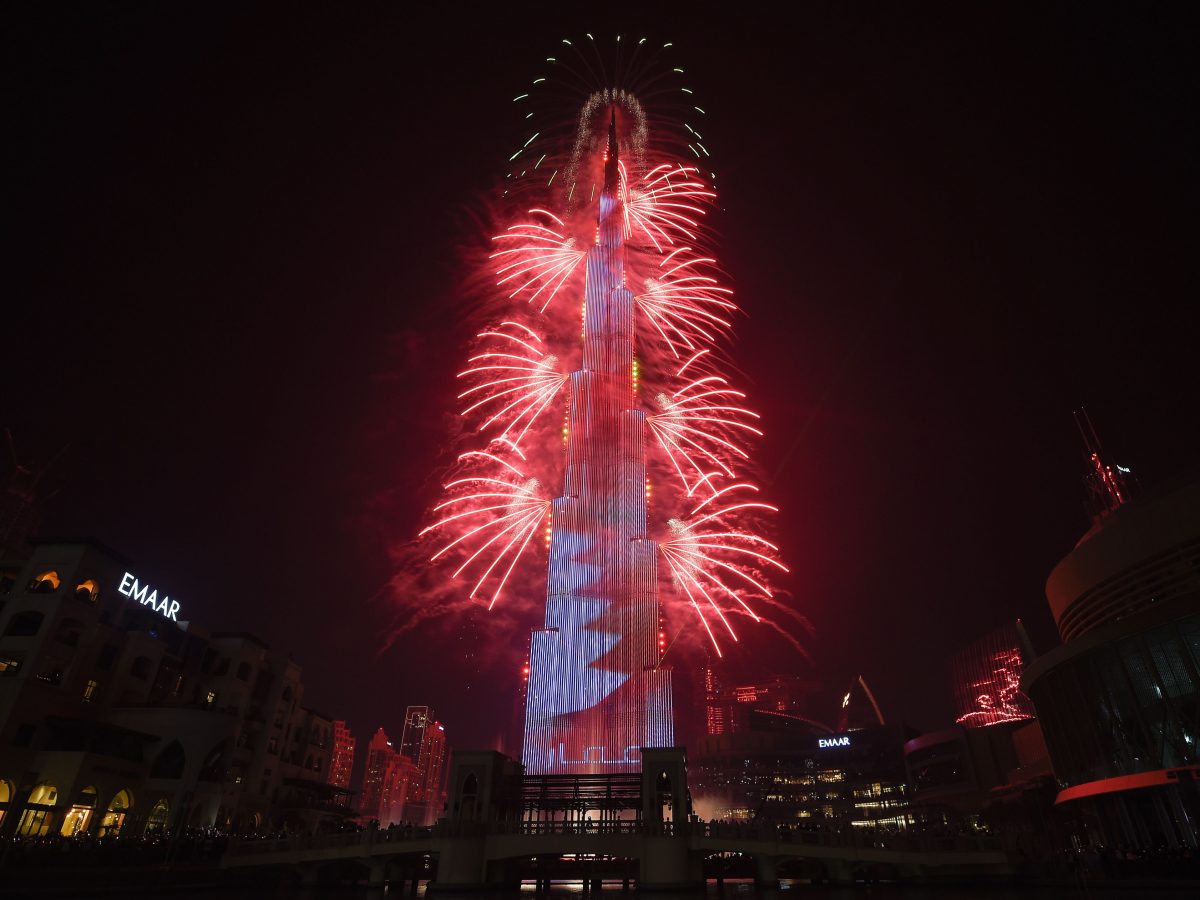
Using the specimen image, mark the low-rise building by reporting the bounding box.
[0,539,353,837]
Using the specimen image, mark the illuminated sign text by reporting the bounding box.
[818,735,851,749]
[118,572,180,622]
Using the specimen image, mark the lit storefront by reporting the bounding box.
[694,717,916,828]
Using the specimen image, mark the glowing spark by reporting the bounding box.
[491,209,586,311]
[458,320,568,451]
[659,485,788,653]
[421,451,551,608]
[636,250,737,356]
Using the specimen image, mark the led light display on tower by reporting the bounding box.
[420,39,788,775]
[951,623,1036,727]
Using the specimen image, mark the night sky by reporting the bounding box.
[7,5,1199,772]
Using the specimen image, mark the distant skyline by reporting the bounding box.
[6,5,1199,749]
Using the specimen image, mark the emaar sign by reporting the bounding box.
[117,572,180,622]
[818,735,851,749]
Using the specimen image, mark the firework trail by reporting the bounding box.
[419,35,790,659]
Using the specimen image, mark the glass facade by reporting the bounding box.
[1029,612,1200,786]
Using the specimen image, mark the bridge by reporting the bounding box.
[221,749,1012,890]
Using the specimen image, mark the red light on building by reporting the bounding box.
[951,623,1036,728]
[328,720,356,796]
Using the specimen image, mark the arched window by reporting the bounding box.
[60,785,97,836]
[98,789,132,837]
[304,754,313,770]
[458,773,479,819]
[4,611,44,638]
[28,571,60,594]
[151,740,186,779]
[17,783,58,836]
[73,579,99,603]
[0,779,12,828]
[145,799,170,834]
[55,618,84,647]
[130,656,152,680]
[236,662,252,682]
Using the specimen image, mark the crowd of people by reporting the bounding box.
[0,827,229,869]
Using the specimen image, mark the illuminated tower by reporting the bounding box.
[522,113,674,774]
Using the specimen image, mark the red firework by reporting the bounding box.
[421,51,787,654]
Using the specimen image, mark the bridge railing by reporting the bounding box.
[225,826,434,857]
[225,820,1002,858]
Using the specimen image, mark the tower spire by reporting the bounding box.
[604,107,619,194]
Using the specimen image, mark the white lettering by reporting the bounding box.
[819,736,852,749]
[115,572,182,624]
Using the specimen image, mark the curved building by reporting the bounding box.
[1022,477,1200,849]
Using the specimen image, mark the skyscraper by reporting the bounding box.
[522,114,675,774]
[399,705,432,764]
[359,727,392,820]
[328,720,356,802]
[398,705,449,824]
[950,624,1036,728]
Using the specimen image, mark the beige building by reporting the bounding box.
[0,539,352,838]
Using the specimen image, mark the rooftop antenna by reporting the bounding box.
[1074,408,1130,520]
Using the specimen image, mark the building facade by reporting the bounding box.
[359,726,420,826]
[521,115,674,774]
[0,539,352,838]
[327,719,356,804]
[694,714,915,828]
[1022,477,1200,850]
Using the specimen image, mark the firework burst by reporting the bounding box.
[457,320,568,452]
[418,37,792,659]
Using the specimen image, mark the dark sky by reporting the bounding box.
[7,5,1199,763]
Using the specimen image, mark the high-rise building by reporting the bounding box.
[399,705,432,764]
[522,113,674,774]
[702,670,823,737]
[950,624,1035,728]
[403,708,449,825]
[360,727,396,822]
[328,720,356,801]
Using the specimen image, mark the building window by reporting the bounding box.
[0,779,12,828]
[59,786,97,836]
[130,656,152,680]
[0,656,22,677]
[98,789,132,837]
[34,665,63,686]
[55,618,84,647]
[17,784,58,836]
[28,571,60,594]
[205,690,217,708]
[81,679,99,703]
[146,799,170,834]
[236,661,252,682]
[3,611,45,637]
[73,579,99,603]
